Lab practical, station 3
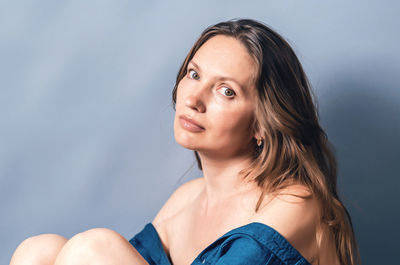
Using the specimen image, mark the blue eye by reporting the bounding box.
[219,87,236,98]
[188,69,200,80]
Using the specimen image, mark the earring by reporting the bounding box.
[257,138,263,147]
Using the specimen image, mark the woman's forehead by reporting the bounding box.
[191,35,258,92]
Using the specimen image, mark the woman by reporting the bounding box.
[10,18,360,265]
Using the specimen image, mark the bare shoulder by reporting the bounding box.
[252,184,321,263]
[152,177,204,226]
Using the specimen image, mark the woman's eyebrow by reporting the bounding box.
[188,60,245,91]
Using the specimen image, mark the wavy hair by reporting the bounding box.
[172,18,360,265]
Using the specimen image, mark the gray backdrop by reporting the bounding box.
[1,1,399,264]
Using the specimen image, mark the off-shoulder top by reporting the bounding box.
[129,222,312,265]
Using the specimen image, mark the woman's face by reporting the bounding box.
[174,35,259,158]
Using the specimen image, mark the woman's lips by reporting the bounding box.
[179,115,205,132]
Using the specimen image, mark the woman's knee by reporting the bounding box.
[54,228,143,265]
[62,228,127,252]
[10,234,68,265]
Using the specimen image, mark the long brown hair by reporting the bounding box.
[172,18,360,265]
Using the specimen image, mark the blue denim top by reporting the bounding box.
[129,222,311,265]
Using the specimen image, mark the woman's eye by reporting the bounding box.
[220,87,236,98]
[188,69,200,80]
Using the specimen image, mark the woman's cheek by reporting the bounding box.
[211,109,236,129]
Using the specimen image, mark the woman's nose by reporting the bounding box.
[184,85,208,113]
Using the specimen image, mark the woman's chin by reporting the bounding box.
[175,139,199,151]
[174,130,199,149]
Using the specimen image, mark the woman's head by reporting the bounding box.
[173,18,320,162]
[172,18,360,265]
[173,34,260,159]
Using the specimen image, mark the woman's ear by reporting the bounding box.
[252,119,262,140]
[253,127,264,150]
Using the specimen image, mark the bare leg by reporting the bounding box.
[54,228,149,265]
[10,234,68,265]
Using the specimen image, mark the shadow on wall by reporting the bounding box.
[320,58,400,265]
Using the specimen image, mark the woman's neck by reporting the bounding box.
[196,152,259,211]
